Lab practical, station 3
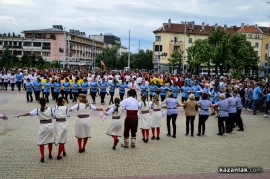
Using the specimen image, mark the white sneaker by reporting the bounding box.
[264,114,268,118]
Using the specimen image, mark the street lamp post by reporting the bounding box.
[181,21,187,74]
[158,40,160,73]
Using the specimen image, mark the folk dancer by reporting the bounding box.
[120,90,139,148]
[138,94,151,143]
[15,98,55,162]
[69,94,102,153]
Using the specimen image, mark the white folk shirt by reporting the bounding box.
[9,75,16,84]
[128,82,139,90]
[3,75,9,82]
[120,97,139,110]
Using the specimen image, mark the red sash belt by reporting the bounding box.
[126,110,138,117]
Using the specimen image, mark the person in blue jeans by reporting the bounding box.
[252,83,263,115]
[25,78,33,103]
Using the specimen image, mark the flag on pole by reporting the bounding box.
[101,60,106,69]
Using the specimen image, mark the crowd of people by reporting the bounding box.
[0,67,268,162]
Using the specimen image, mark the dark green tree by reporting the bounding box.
[208,27,231,75]
[168,50,182,73]
[20,54,31,67]
[228,33,259,77]
[0,48,14,67]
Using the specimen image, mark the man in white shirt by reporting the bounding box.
[120,90,139,148]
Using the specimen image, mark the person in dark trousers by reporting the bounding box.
[24,78,33,103]
[212,94,229,136]
[180,94,199,137]
[234,90,244,131]
[162,92,180,138]
[89,78,99,104]
[99,78,108,105]
[33,78,42,102]
[120,90,139,148]
[197,94,212,136]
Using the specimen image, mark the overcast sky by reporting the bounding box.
[0,0,269,52]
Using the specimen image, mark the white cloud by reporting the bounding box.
[0,0,269,52]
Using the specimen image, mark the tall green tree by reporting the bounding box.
[168,50,182,73]
[0,48,14,67]
[208,27,231,75]
[95,46,119,69]
[228,33,259,77]
[20,54,31,67]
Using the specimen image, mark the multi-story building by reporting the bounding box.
[90,34,127,54]
[153,20,270,73]
[0,25,106,68]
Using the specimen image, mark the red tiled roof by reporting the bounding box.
[153,23,266,35]
[238,25,262,34]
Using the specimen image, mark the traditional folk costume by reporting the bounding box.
[149,101,162,140]
[104,105,123,150]
[52,105,70,159]
[29,107,54,161]
[138,101,151,143]
[70,103,97,153]
[120,96,139,148]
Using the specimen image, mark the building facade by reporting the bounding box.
[153,20,270,73]
[0,26,106,68]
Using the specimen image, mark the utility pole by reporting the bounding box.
[138,40,140,52]
[128,30,130,68]
[158,40,160,73]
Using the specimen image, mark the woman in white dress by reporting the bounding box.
[15,97,54,162]
[138,94,151,143]
[150,94,162,140]
[51,97,69,160]
[103,97,123,150]
[70,94,102,153]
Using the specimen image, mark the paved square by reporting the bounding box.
[0,90,269,179]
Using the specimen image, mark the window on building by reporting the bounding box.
[43,42,50,47]
[266,44,269,50]
[188,38,192,43]
[4,41,7,45]
[265,54,268,61]
[155,36,161,42]
[23,42,31,46]
[0,41,2,45]
[18,42,22,46]
[33,42,41,47]
[43,52,50,57]
[13,41,17,46]
[255,51,258,55]
[155,45,162,51]
[255,43,259,48]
